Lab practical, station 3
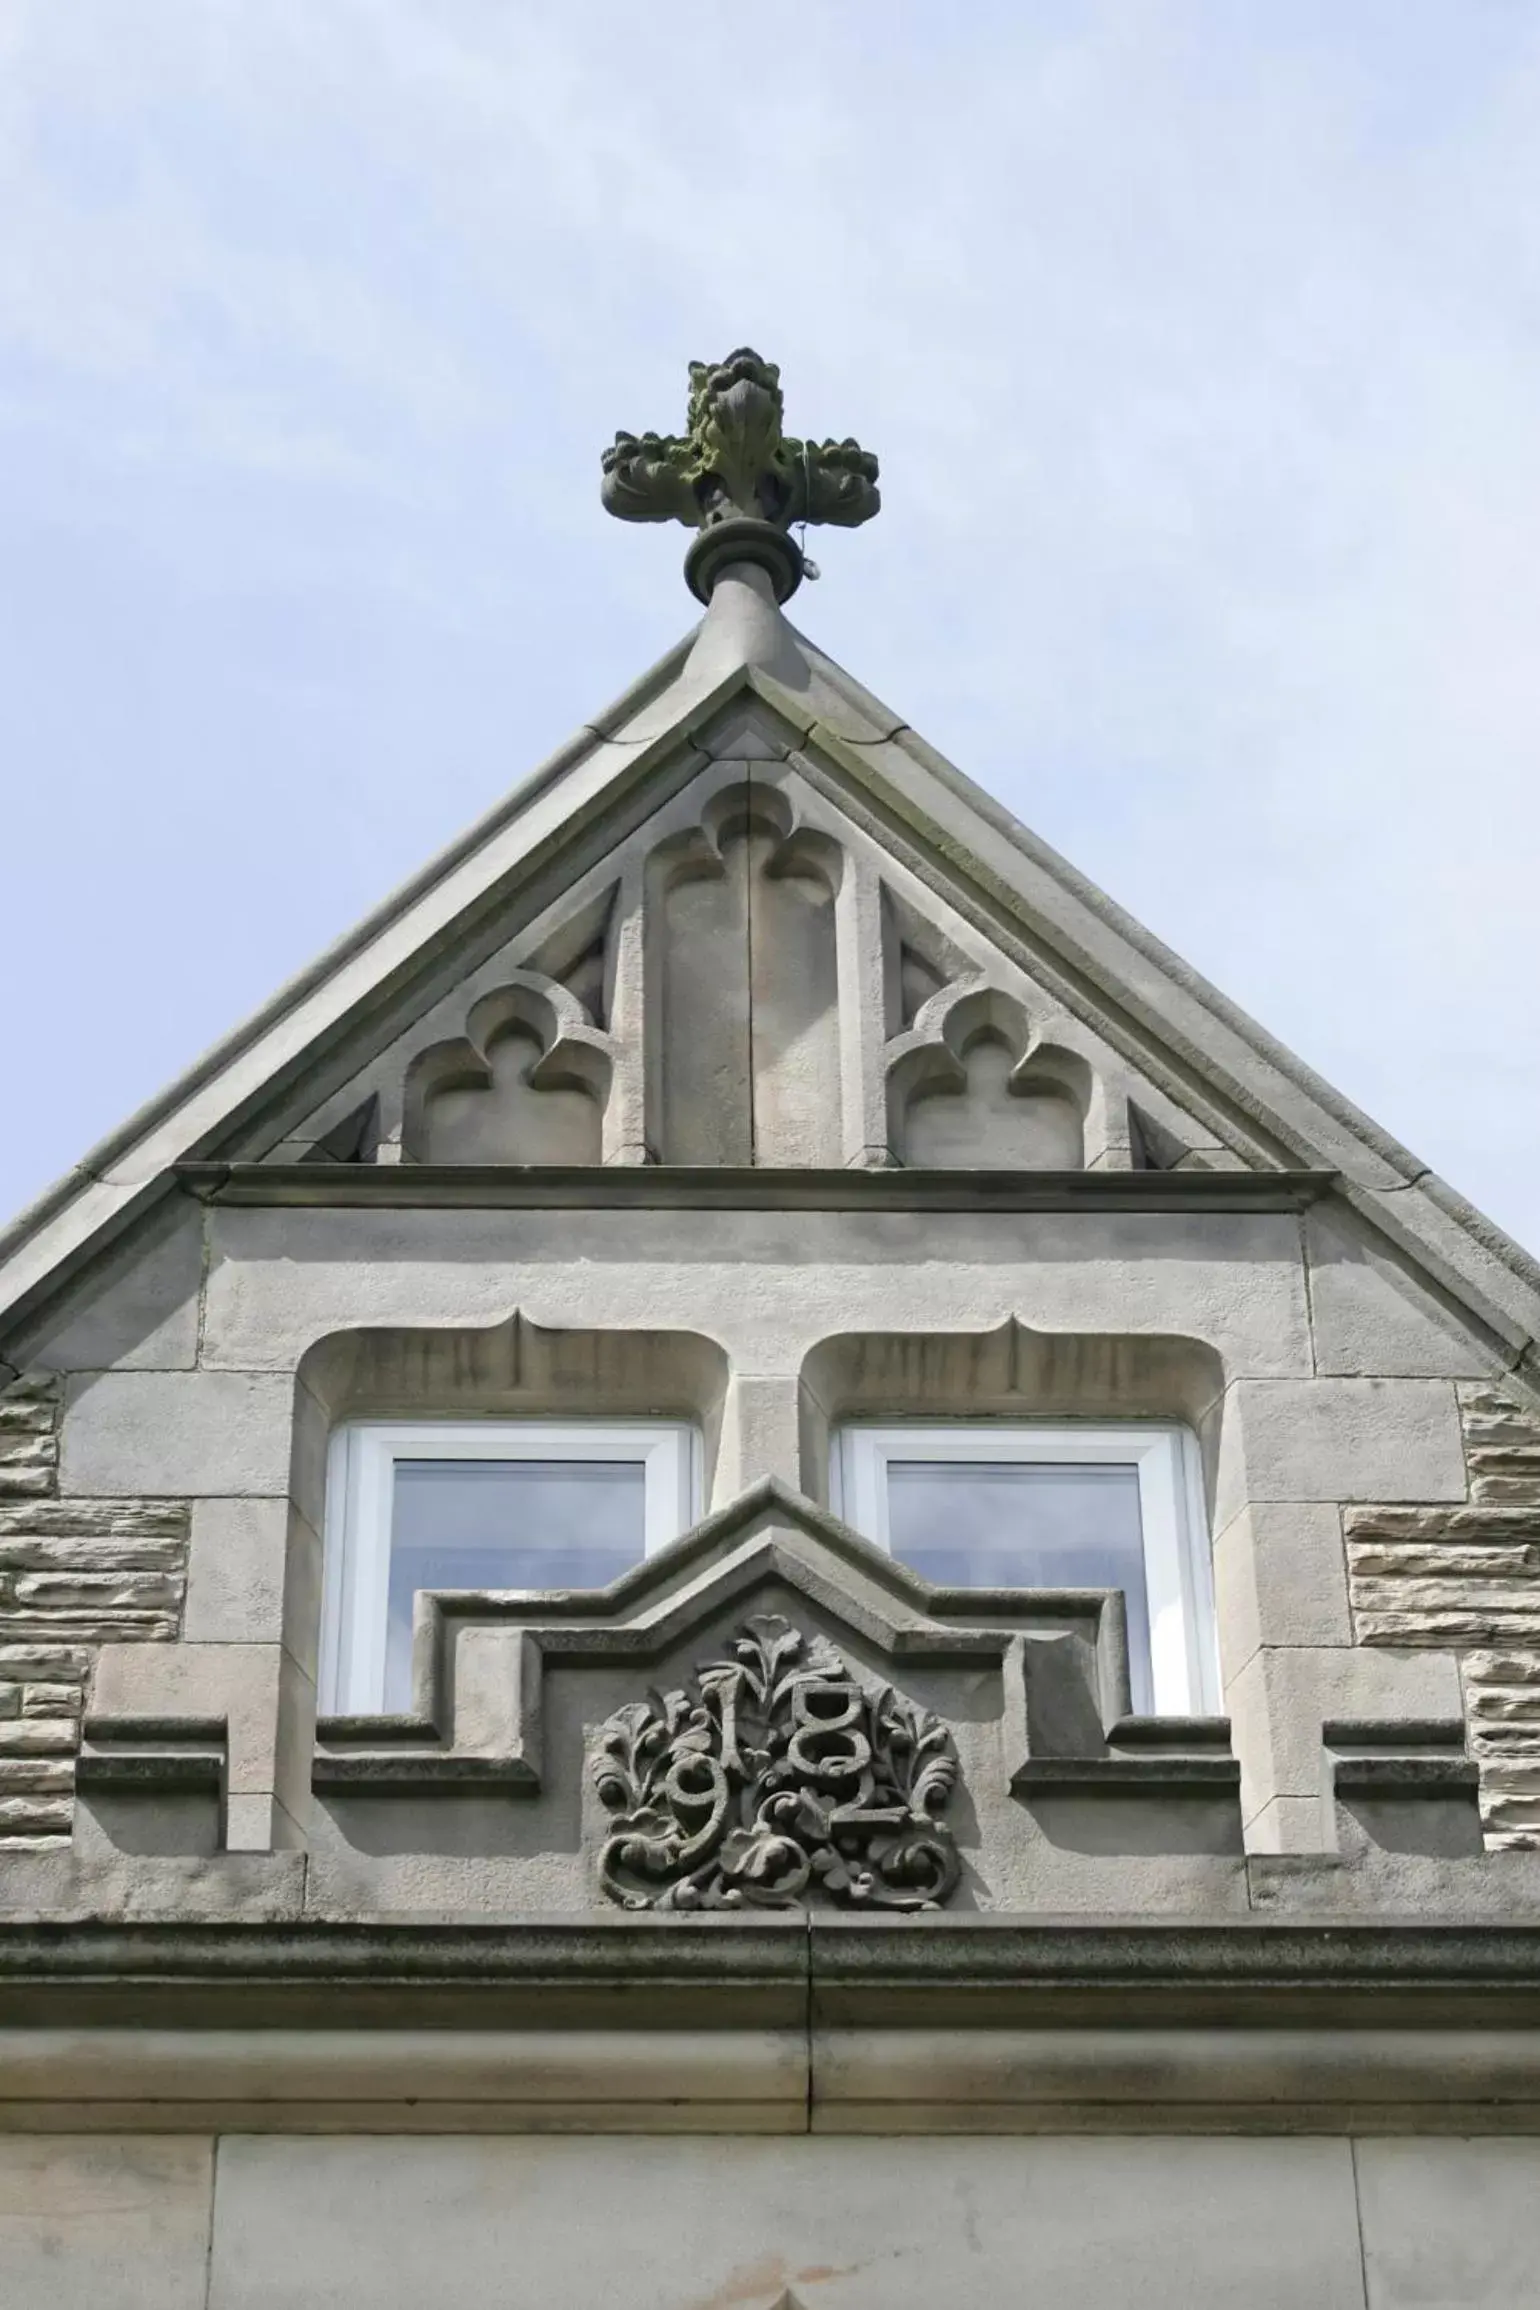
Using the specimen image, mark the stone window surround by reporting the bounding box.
[287,1316,1233,1712]
[283,1316,1470,1857]
[30,1312,1487,1858]
[319,1414,701,1713]
[831,1417,1217,1715]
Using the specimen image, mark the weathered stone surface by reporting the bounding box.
[0,2136,213,2308]
[0,1736,75,1834]
[1348,1393,1540,1851]
[1463,1647,1540,1680]
[1460,1384,1540,1441]
[0,1373,60,1408]
[0,1718,77,1755]
[92,1639,297,1803]
[1461,1382,1540,1508]
[1304,1205,1492,1380]
[0,1372,62,1504]
[1470,1470,1540,1504]
[0,1643,92,1677]
[0,1536,186,1573]
[0,1499,186,1538]
[59,1368,294,1497]
[1357,2138,1540,2304]
[0,1797,73,1835]
[207,2135,1367,2310]
[1479,1793,1540,1837]
[1468,1722,1540,1755]
[1348,1541,1539,1577]
[9,1568,184,1611]
[1355,1576,1540,1614]
[0,1609,179,1644]
[1358,1609,1540,1646]
[1215,1377,1466,1527]
[0,1375,188,1844]
[11,1198,205,1373]
[1225,1644,1459,1827]
[1468,1695,1540,1734]
[0,1757,75,1792]
[20,1681,81,1716]
[0,1445,55,1496]
[184,1497,298,1648]
[1212,1502,1353,1673]
[1347,1503,1540,1542]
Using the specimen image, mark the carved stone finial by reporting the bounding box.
[592,1613,961,1912]
[601,349,880,605]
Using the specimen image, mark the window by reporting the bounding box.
[321,1420,699,1714]
[832,1423,1215,1716]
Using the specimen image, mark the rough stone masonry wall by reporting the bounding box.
[1348,1381,1540,1850]
[0,1371,188,1847]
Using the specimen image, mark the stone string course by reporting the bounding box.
[1349,1382,1540,1850]
[0,1372,188,1847]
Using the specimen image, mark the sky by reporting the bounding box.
[1,2,1537,1252]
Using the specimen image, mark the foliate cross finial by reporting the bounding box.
[601,348,880,604]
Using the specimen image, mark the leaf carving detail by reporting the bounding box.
[592,1616,962,1912]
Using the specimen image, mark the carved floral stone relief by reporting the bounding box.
[593,1613,962,1910]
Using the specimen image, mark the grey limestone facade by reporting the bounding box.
[2,358,1540,2304]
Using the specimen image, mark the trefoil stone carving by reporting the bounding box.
[593,1613,962,1911]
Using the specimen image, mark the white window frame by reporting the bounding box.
[320,1418,700,1714]
[832,1421,1217,1716]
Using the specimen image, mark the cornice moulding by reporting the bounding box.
[2,1916,1540,2019]
[3,1922,1540,2132]
[173,1162,1337,1215]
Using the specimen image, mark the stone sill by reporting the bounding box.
[175,1162,1336,1216]
[1011,1757,1241,1795]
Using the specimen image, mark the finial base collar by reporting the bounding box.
[684,517,805,607]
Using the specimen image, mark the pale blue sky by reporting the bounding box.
[2,3,1537,1248]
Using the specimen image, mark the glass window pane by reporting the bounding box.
[886,1460,1152,1714]
[386,1459,645,1711]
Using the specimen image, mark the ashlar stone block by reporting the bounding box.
[0,2136,212,2310]
[184,1497,315,1648]
[1211,1501,1352,1680]
[1213,1377,1466,1530]
[1304,1205,1494,1380]
[11,1202,205,1375]
[715,1372,803,1501]
[60,1369,295,1497]
[1356,2139,1540,2308]
[207,2135,1368,2310]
